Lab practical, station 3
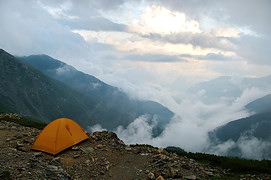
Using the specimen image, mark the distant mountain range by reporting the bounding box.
[209,94,271,159]
[0,49,174,134]
[193,74,271,159]
[189,76,271,104]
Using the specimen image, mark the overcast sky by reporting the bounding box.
[1,0,271,156]
[1,0,270,91]
[1,0,271,111]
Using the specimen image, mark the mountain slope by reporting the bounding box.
[0,49,99,126]
[19,55,174,132]
[211,94,271,142]
[245,94,271,114]
[209,94,271,159]
[211,112,271,142]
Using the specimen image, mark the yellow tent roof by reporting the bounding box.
[32,118,88,155]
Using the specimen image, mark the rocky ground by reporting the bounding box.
[0,119,270,180]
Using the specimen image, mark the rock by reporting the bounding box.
[181,163,191,170]
[96,144,104,149]
[71,146,79,150]
[53,157,60,162]
[15,134,23,139]
[140,153,149,156]
[8,148,17,152]
[204,171,214,176]
[148,172,155,180]
[81,147,94,153]
[170,168,179,177]
[85,159,91,164]
[73,154,80,158]
[22,139,30,143]
[117,140,125,146]
[0,168,11,180]
[153,148,164,154]
[16,141,24,147]
[46,165,58,172]
[33,152,43,157]
[156,175,164,180]
[125,147,132,151]
[17,146,28,152]
[183,175,197,180]
[159,154,169,160]
[104,160,110,165]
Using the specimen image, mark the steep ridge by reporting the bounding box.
[19,54,174,132]
[0,49,98,126]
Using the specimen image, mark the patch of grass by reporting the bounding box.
[165,148,271,174]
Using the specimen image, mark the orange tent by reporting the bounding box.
[32,118,89,155]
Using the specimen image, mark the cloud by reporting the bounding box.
[99,79,271,160]
[128,5,201,35]
[237,135,271,160]
[115,115,156,144]
[208,135,271,160]
[58,17,127,32]
[145,32,237,52]
[207,139,236,156]
[0,0,86,57]
[39,0,126,15]
[234,35,271,65]
[75,30,217,56]
[141,0,271,66]
[153,0,271,36]
[197,53,234,61]
[74,0,125,11]
[87,124,107,132]
[221,0,271,35]
[88,83,271,156]
[55,64,76,75]
[124,53,187,63]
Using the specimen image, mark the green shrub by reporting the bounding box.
[165,148,271,174]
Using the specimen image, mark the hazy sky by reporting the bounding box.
[1,0,270,94]
[1,0,271,157]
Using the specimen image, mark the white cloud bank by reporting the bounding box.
[88,85,271,159]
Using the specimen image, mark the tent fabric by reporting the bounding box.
[32,118,89,155]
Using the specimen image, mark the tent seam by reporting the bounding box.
[54,119,62,153]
